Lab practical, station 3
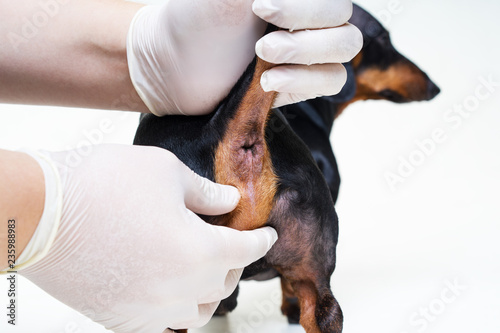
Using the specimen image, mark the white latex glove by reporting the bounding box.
[15,144,278,332]
[127,0,362,116]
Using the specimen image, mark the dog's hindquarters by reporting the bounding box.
[264,109,343,332]
[134,43,343,333]
[211,58,278,230]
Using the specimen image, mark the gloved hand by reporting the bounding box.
[127,0,362,116]
[16,144,278,332]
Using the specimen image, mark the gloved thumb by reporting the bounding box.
[182,167,241,216]
[217,226,279,268]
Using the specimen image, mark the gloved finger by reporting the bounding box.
[261,63,347,96]
[256,24,362,65]
[198,268,243,304]
[253,0,353,30]
[170,301,220,330]
[272,92,321,108]
[218,226,278,268]
[181,166,241,216]
[194,302,221,328]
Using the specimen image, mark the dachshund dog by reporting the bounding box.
[279,3,440,204]
[134,24,342,333]
[212,3,442,322]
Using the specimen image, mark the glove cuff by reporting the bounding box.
[1,150,63,273]
[127,5,178,116]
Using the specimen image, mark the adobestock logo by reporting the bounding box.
[7,0,71,51]
[399,278,467,333]
[60,118,116,168]
[375,0,404,27]
[385,74,498,191]
[443,75,499,129]
[236,288,281,333]
[384,128,448,191]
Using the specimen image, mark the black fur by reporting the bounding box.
[134,57,341,329]
[277,3,440,204]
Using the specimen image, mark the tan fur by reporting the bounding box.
[214,58,278,231]
[336,61,429,118]
[356,63,428,100]
[293,280,321,333]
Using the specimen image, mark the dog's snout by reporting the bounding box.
[426,80,441,100]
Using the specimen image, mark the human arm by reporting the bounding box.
[129,0,362,115]
[0,0,148,111]
[0,149,44,270]
[0,145,278,332]
[0,0,361,115]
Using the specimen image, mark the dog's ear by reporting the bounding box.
[323,62,356,104]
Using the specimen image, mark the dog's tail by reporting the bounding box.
[210,25,279,231]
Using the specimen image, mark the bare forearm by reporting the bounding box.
[0,0,148,112]
[0,150,45,270]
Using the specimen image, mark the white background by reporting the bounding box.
[1,0,499,332]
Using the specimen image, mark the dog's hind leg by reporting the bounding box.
[280,272,342,333]
[266,188,342,333]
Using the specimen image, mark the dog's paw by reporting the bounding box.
[282,296,301,324]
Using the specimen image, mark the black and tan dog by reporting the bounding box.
[135,25,342,332]
[212,3,441,323]
[133,4,440,332]
[280,3,440,204]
